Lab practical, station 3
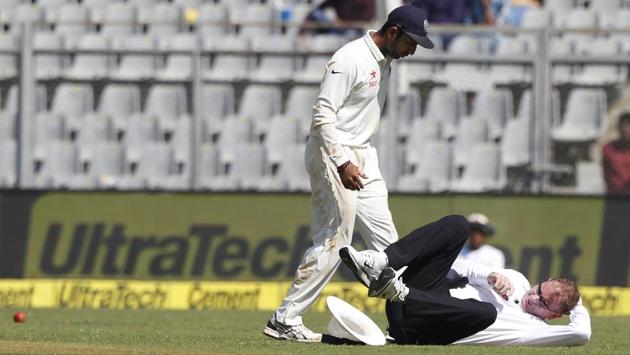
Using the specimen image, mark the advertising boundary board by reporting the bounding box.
[1,191,629,286]
[0,280,627,317]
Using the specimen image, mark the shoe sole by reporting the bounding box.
[339,247,370,288]
[368,267,396,297]
[262,326,322,343]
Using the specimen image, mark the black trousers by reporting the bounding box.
[384,215,497,345]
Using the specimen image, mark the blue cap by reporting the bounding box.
[386,5,434,49]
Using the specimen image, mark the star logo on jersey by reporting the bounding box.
[370,70,377,79]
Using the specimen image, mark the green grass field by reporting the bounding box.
[0,309,628,354]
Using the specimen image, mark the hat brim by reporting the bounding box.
[470,222,495,236]
[404,31,434,49]
[326,296,386,346]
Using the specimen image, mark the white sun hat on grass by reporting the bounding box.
[326,296,386,346]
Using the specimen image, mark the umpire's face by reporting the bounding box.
[520,280,567,320]
[384,27,418,59]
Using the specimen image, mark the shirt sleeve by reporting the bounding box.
[310,53,357,167]
[515,305,592,346]
[451,259,494,286]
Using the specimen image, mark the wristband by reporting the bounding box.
[337,160,351,174]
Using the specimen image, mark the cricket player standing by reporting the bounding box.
[263,4,435,342]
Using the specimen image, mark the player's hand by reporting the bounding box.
[338,162,368,191]
[487,272,513,301]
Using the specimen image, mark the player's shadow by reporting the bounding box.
[321,334,364,345]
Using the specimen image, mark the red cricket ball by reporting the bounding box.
[13,311,26,323]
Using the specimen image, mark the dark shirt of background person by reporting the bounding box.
[410,0,467,24]
[319,0,376,21]
[603,112,630,196]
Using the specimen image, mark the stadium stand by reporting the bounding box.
[0,0,626,194]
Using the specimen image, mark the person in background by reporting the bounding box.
[496,0,543,27]
[602,112,630,196]
[597,112,630,286]
[457,213,506,269]
[303,0,376,36]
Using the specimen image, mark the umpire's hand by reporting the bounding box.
[487,272,514,301]
[338,161,368,191]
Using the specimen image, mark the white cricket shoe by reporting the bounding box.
[368,267,408,302]
[263,314,322,342]
[339,245,388,287]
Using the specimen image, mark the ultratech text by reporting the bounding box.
[57,282,167,309]
[37,223,313,279]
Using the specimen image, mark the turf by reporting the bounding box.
[0,308,628,354]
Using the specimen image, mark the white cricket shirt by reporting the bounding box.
[310,30,392,167]
[457,244,506,269]
[450,260,592,346]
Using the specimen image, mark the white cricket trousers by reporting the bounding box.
[275,137,399,325]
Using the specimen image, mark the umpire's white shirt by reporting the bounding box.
[310,30,391,167]
[449,260,591,346]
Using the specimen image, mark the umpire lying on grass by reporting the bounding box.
[339,215,592,346]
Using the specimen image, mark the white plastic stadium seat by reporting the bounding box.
[283,85,318,141]
[591,0,622,29]
[197,143,218,189]
[552,89,607,142]
[156,34,197,81]
[139,3,181,35]
[572,37,627,86]
[83,0,109,24]
[35,141,88,189]
[101,3,136,36]
[404,120,441,173]
[264,116,300,166]
[54,4,90,48]
[433,35,489,92]
[545,0,576,27]
[214,118,252,165]
[87,141,125,189]
[549,36,575,85]
[420,87,465,140]
[0,139,17,188]
[575,161,605,195]
[295,35,341,83]
[203,35,250,81]
[235,84,282,137]
[488,36,530,85]
[0,33,17,80]
[453,118,489,168]
[200,83,235,139]
[0,0,21,28]
[611,10,630,53]
[143,85,188,135]
[34,32,63,80]
[124,114,158,164]
[452,142,505,192]
[12,4,44,32]
[399,140,453,193]
[48,83,94,135]
[76,113,112,162]
[236,2,274,37]
[136,142,186,190]
[213,143,265,190]
[65,34,110,80]
[110,35,156,81]
[99,84,142,134]
[249,35,296,82]
[501,117,530,167]
[197,2,228,37]
[563,8,598,51]
[465,88,513,140]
